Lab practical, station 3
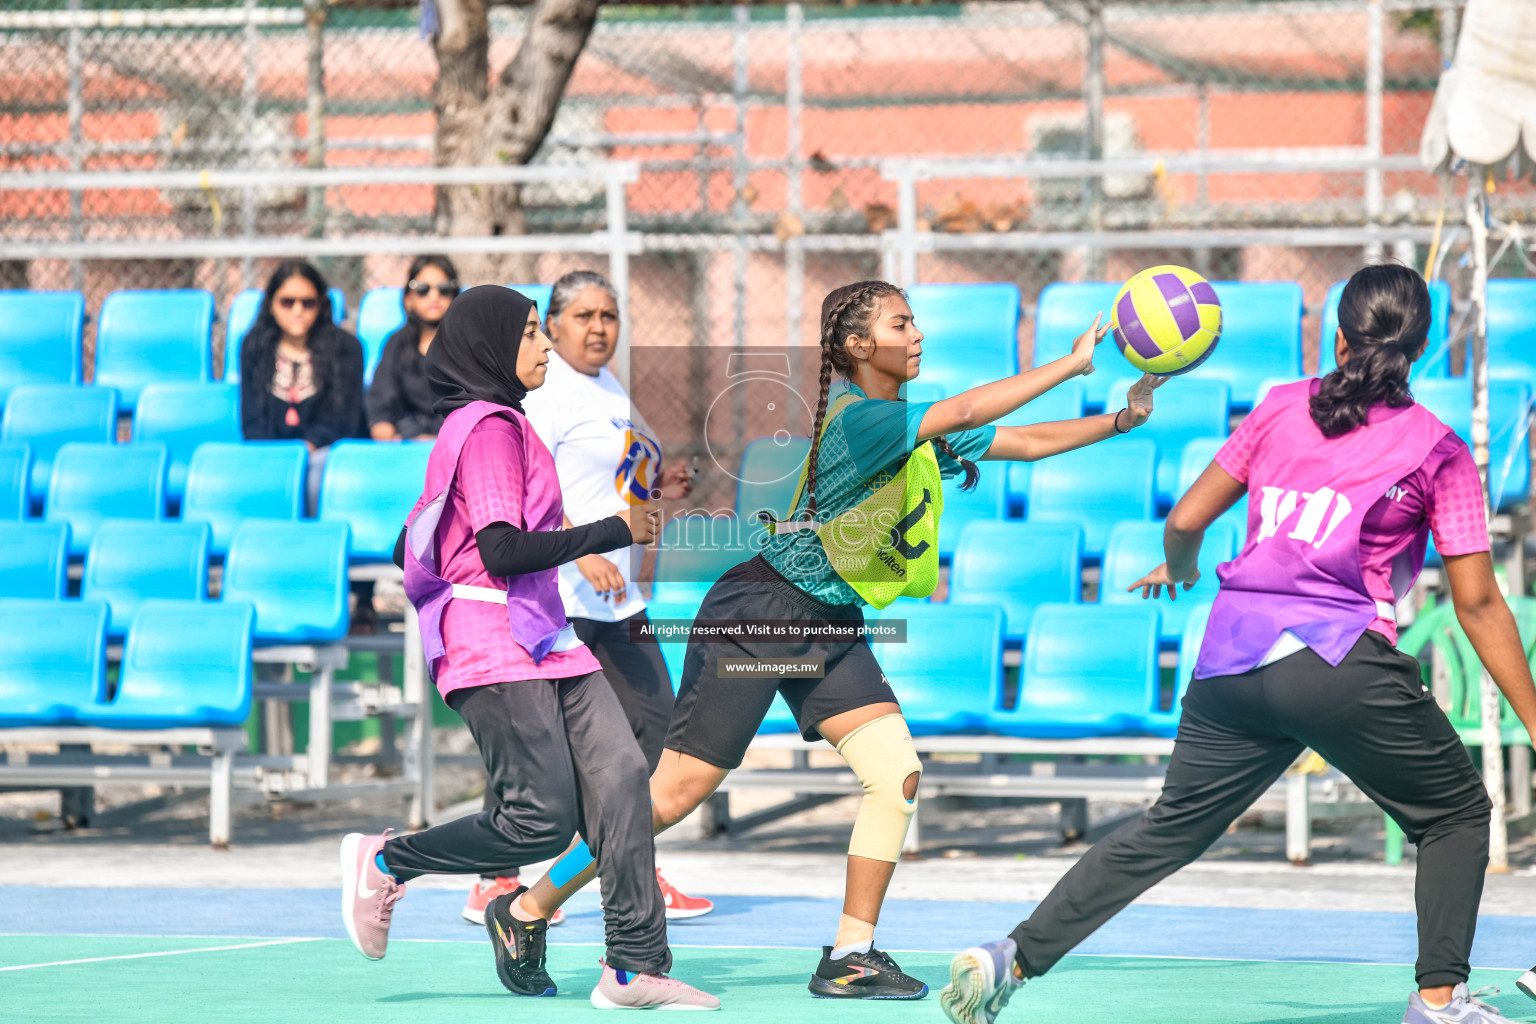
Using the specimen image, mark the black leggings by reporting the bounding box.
[480,609,676,877]
[1010,630,1491,989]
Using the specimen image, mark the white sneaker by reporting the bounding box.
[941,939,1022,1024]
[590,959,720,1010]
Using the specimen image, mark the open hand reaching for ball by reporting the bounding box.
[1070,313,1113,378]
[1121,373,1166,428]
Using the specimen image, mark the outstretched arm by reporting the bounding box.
[981,374,1164,463]
[1127,461,1245,600]
[915,315,1108,442]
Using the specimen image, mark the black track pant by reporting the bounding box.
[1010,631,1492,989]
[477,610,676,878]
[383,672,669,975]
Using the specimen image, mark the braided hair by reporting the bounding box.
[803,280,979,519]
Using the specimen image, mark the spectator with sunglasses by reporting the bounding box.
[368,255,461,441]
[240,258,367,509]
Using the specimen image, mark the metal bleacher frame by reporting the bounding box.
[710,733,1377,861]
[0,569,432,848]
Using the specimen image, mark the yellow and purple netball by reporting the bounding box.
[1110,265,1222,376]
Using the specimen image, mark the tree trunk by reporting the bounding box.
[431,0,600,285]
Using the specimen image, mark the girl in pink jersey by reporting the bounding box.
[335,286,719,1010]
[943,264,1536,1024]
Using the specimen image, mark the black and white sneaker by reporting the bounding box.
[1518,968,1536,1001]
[808,945,929,1000]
[484,886,556,997]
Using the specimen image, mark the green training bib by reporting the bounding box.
[769,393,943,609]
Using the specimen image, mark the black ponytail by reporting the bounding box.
[1310,263,1430,438]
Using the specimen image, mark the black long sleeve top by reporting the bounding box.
[239,323,367,448]
[392,516,633,578]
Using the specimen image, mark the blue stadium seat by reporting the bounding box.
[998,378,1087,512]
[318,440,431,561]
[948,521,1082,641]
[133,382,242,507]
[510,284,554,320]
[904,284,1021,395]
[651,515,755,605]
[222,520,350,643]
[223,289,263,382]
[356,288,407,385]
[83,520,209,637]
[79,599,254,729]
[1319,279,1452,378]
[1099,519,1238,642]
[224,288,347,383]
[1157,601,1215,737]
[1033,282,1122,406]
[1486,279,1536,391]
[0,290,84,404]
[1414,378,1532,510]
[1176,436,1248,537]
[936,464,1008,560]
[0,599,107,726]
[987,603,1161,737]
[0,442,28,519]
[1192,281,1303,407]
[46,442,166,555]
[877,603,1004,735]
[94,289,215,408]
[1025,437,1156,558]
[181,441,307,555]
[0,521,69,599]
[2,384,117,505]
[1108,376,1230,506]
[736,436,811,525]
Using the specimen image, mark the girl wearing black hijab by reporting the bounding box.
[339,287,720,1011]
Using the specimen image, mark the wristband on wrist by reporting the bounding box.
[1113,408,1131,434]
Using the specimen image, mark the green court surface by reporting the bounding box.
[2,937,1530,1024]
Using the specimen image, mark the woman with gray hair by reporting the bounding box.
[458,270,716,926]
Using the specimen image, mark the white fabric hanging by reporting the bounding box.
[1420,0,1536,180]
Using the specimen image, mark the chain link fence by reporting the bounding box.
[2,0,1530,378]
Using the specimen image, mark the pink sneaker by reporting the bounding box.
[657,869,714,921]
[463,876,564,926]
[590,959,721,1010]
[340,831,406,960]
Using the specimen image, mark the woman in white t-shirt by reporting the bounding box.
[457,270,715,925]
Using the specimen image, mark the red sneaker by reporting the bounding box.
[463,876,563,926]
[657,868,714,920]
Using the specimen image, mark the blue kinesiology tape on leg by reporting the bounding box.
[549,839,594,888]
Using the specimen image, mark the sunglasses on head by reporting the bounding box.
[407,280,461,299]
[275,296,319,311]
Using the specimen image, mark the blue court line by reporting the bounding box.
[4,887,1533,971]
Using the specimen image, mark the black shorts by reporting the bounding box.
[663,555,898,770]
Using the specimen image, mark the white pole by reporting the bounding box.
[1468,173,1507,871]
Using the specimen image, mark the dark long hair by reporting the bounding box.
[244,259,356,420]
[1310,263,1431,438]
[803,280,978,519]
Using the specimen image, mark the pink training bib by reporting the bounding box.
[403,402,573,683]
[1196,381,1452,679]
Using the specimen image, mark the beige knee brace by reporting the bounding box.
[835,714,923,863]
